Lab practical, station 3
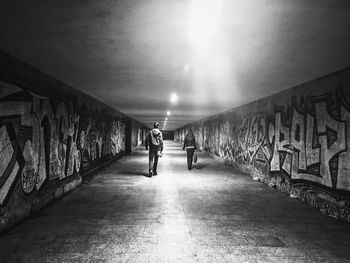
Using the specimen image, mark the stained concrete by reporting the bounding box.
[1,141,350,262]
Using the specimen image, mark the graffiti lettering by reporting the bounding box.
[269,101,348,189]
[111,120,125,156]
[0,125,19,205]
[175,90,350,196]
[338,106,350,190]
[238,116,270,165]
[0,87,127,208]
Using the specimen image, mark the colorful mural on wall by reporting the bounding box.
[175,84,350,221]
[0,86,126,213]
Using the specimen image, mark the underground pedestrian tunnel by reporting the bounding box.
[0,1,350,262]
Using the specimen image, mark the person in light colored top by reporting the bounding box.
[145,122,163,177]
[183,129,196,170]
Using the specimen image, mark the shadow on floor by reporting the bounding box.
[191,163,207,170]
[119,171,151,177]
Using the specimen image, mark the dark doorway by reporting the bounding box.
[162,130,174,140]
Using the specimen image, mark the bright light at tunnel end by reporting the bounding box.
[170,93,178,104]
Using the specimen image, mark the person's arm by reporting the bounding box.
[159,133,164,152]
[183,136,186,150]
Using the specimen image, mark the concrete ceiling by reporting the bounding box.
[0,0,349,130]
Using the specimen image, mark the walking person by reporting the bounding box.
[183,129,196,170]
[145,122,163,177]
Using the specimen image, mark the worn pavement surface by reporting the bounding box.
[1,141,350,263]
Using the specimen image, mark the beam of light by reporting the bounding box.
[183,64,191,74]
[187,0,234,109]
[186,0,229,108]
[165,117,168,121]
[170,93,178,104]
[167,111,171,116]
[188,0,223,47]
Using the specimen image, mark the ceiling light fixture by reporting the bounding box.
[167,111,171,116]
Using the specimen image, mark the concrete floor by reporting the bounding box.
[1,141,350,263]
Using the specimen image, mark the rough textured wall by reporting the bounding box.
[132,123,148,149]
[0,52,147,233]
[175,67,350,222]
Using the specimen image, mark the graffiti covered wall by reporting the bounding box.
[0,52,147,232]
[0,84,128,230]
[175,67,350,222]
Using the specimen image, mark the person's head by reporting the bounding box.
[187,128,193,135]
[153,122,160,129]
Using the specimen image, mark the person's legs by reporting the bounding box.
[153,155,159,175]
[186,148,195,170]
[189,149,195,170]
[149,151,155,176]
[186,149,191,169]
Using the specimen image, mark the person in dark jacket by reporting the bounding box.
[145,122,163,177]
[183,129,196,170]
